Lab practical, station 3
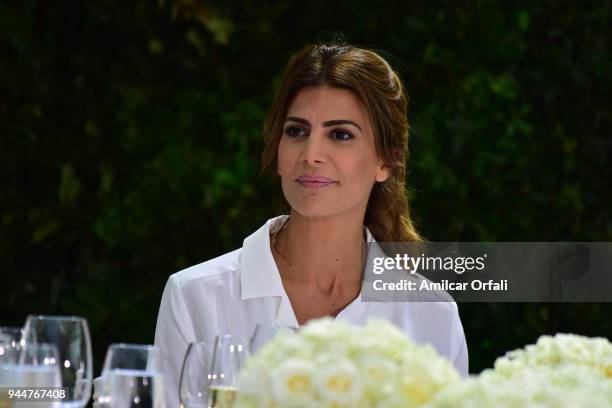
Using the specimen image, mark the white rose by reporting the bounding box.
[270,358,316,407]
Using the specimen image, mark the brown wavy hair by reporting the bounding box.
[261,42,422,243]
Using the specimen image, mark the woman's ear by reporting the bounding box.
[375,164,392,183]
[375,148,400,182]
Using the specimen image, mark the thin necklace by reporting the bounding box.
[271,216,292,264]
[271,216,369,273]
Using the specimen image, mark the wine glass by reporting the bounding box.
[208,335,250,408]
[22,315,93,407]
[0,343,62,406]
[99,344,165,408]
[101,344,160,374]
[179,342,213,408]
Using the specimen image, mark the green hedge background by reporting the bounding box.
[1,1,610,375]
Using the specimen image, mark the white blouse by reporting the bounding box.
[154,215,468,407]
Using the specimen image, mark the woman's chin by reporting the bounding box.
[290,206,338,220]
[289,203,362,221]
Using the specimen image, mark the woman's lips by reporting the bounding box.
[298,180,336,189]
[296,176,337,189]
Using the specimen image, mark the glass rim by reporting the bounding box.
[107,343,157,351]
[26,314,87,322]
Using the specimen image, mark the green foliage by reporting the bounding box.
[0,1,610,374]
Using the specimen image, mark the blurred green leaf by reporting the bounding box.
[32,220,60,243]
[58,164,81,206]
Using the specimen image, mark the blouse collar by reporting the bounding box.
[239,215,377,327]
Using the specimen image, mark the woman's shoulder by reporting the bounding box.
[163,215,285,292]
[167,247,242,289]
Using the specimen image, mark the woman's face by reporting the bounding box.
[277,86,390,220]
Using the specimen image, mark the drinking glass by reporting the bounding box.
[208,335,250,408]
[22,315,93,407]
[99,344,165,408]
[179,342,213,408]
[102,344,160,374]
[0,343,62,406]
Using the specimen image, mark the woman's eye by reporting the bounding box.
[284,126,307,138]
[332,130,353,141]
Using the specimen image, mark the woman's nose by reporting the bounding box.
[300,131,327,165]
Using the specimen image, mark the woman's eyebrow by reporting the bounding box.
[285,116,310,127]
[322,119,362,132]
[284,116,362,132]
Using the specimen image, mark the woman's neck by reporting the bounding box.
[272,211,366,294]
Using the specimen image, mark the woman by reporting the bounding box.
[154,42,468,406]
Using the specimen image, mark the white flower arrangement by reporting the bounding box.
[426,333,612,408]
[235,318,460,408]
[236,325,612,408]
[493,333,612,378]
[425,365,612,408]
